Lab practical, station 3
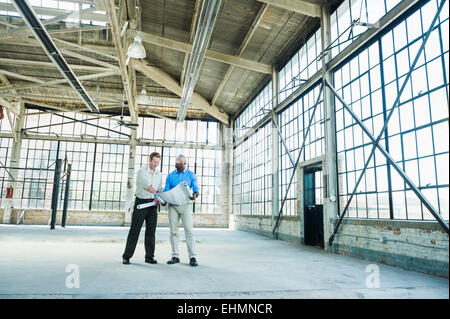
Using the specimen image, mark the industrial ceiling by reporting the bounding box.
[0,0,343,125]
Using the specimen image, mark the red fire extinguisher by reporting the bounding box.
[6,187,13,199]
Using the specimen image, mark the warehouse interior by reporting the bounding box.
[0,0,448,299]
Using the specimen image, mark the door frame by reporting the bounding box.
[297,155,326,246]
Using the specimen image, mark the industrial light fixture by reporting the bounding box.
[176,0,222,122]
[127,31,146,59]
[136,85,150,105]
[11,0,99,113]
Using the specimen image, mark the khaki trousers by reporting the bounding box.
[168,203,196,259]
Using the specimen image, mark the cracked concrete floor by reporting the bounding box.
[0,224,448,299]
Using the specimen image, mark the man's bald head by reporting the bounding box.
[176,155,187,164]
[175,155,187,172]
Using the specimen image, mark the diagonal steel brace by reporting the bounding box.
[327,0,449,245]
[273,84,324,237]
[326,81,449,237]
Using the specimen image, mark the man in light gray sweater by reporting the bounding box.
[122,152,162,265]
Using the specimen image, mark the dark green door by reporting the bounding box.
[304,168,324,248]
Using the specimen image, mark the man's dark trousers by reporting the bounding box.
[123,197,158,260]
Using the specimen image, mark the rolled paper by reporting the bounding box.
[137,201,157,209]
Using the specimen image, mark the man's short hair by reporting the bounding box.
[150,152,161,160]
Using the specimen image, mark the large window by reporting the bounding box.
[90,143,129,211]
[60,141,96,211]
[1,109,222,213]
[0,113,12,133]
[330,0,403,58]
[138,117,219,145]
[334,0,449,220]
[234,82,272,140]
[279,84,324,216]
[23,111,131,140]
[0,0,107,26]
[0,137,13,208]
[278,30,322,103]
[136,144,222,214]
[233,123,272,215]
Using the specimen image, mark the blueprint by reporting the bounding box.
[137,182,192,209]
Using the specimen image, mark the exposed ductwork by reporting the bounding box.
[11,0,99,113]
[176,0,222,122]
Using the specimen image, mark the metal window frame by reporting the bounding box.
[328,0,449,245]
[273,83,324,236]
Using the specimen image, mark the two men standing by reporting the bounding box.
[122,153,199,267]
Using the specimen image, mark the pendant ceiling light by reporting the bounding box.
[136,85,150,105]
[127,32,146,59]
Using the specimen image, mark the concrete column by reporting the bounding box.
[3,102,25,224]
[321,6,339,252]
[125,129,137,225]
[220,123,233,228]
[271,66,280,223]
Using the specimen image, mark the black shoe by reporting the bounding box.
[167,257,180,264]
[189,258,198,267]
[123,258,130,264]
[145,257,157,264]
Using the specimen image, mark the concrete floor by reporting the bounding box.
[0,224,448,299]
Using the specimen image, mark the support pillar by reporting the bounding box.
[3,102,24,224]
[220,123,233,228]
[125,129,137,225]
[321,5,338,252]
[271,66,280,223]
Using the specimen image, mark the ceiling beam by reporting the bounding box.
[0,72,10,86]
[0,67,46,85]
[126,0,137,30]
[2,92,119,105]
[125,0,140,122]
[21,98,186,122]
[18,99,123,122]
[59,48,119,70]
[0,20,18,29]
[4,107,17,141]
[0,96,20,115]
[98,0,137,120]
[0,3,107,23]
[256,0,321,18]
[0,6,97,37]
[180,0,202,86]
[0,63,20,141]
[11,0,99,113]
[0,36,117,56]
[211,3,268,106]
[53,38,118,61]
[134,31,272,74]
[0,57,113,73]
[45,25,110,35]
[132,59,229,124]
[0,70,119,93]
[0,84,173,102]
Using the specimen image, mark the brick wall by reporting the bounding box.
[0,209,228,228]
[231,214,301,243]
[230,212,449,278]
[331,218,449,278]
